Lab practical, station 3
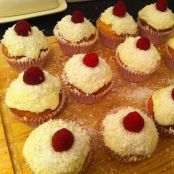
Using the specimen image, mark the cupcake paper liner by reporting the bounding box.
[115,53,160,83]
[138,18,173,45]
[146,97,174,137]
[165,45,174,71]
[10,91,66,127]
[53,28,98,57]
[1,44,50,72]
[98,29,126,50]
[105,146,147,163]
[62,73,113,104]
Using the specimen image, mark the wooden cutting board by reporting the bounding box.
[1,36,174,174]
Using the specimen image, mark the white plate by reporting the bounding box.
[0,0,67,23]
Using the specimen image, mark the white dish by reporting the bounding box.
[0,0,67,23]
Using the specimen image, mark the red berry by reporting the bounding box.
[71,10,84,23]
[171,88,174,100]
[136,37,151,51]
[83,53,99,68]
[23,67,45,85]
[52,128,74,152]
[113,0,126,17]
[14,20,31,36]
[123,111,144,133]
[156,0,168,12]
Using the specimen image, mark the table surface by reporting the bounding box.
[0,0,174,39]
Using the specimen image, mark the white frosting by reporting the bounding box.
[63,54,112,94]
[1,26,48,59]
[116,37,161,73]
[138,4,174,30]
[54,15,96,43]
[167,37,174,49]
[5,71,60,113]
[23,119,90,174]
[152,86,174,126]
[102,107,158,157]
[100,7,137,35]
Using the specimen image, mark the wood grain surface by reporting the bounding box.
[1,37,174,174]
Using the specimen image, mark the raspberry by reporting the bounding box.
[156,0,168,12]
[71,10,84,23]
[23,67,45,85]
[136,37,151,50]
[123,111,144,133]
[171,88,174,100]
[113,0,126,17]
[83,53,99,68]
[14,20,31,36]
[52,128,74,152]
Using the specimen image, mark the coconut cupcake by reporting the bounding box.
[102,107,159,163]
[62,53,113,104]
[146,86,174,136]
[138,0,174,45]
[96,0,137,49]
[116,36,161,83]
[1,20,49,71]
[53,10,97,57]
[5,67,65,126]
[23,119,91,174]
[165,37,174,71]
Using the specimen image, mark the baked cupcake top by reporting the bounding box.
[167,37,174,49]
[54,10,96,43]
[63,53,112,94]
[138,2,174,30]
[102,107,158,157]
[100,1,137,35]
[23,119,90,174]
[1,21,48,60]
[116,36,161,73]
[5,67,61,113]
[152,86,174,126]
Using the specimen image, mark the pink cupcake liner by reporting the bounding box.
[155,124,174,137]
[1,44,50,72]
[138,18,173,45]
[11,91,66,127]
[165,45,174,71]
[115,53,160,83]
[105,147,147,163]
[62,73,113,104]
[53,28,98,57]
[98,29,126,50]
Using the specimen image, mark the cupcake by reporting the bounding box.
[62,53,113,104]
[138,0,174,45]
[53,10,98,57]
[1,20,49,71]
[96,0,137,49]
[115,36,161,83]
[5,67,65,126]
[23,119,91,174]
[146,86,174,136]
[102,107,159,163]
[165,37,174,71]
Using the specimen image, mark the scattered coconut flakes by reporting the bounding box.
[119,87,154,101]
